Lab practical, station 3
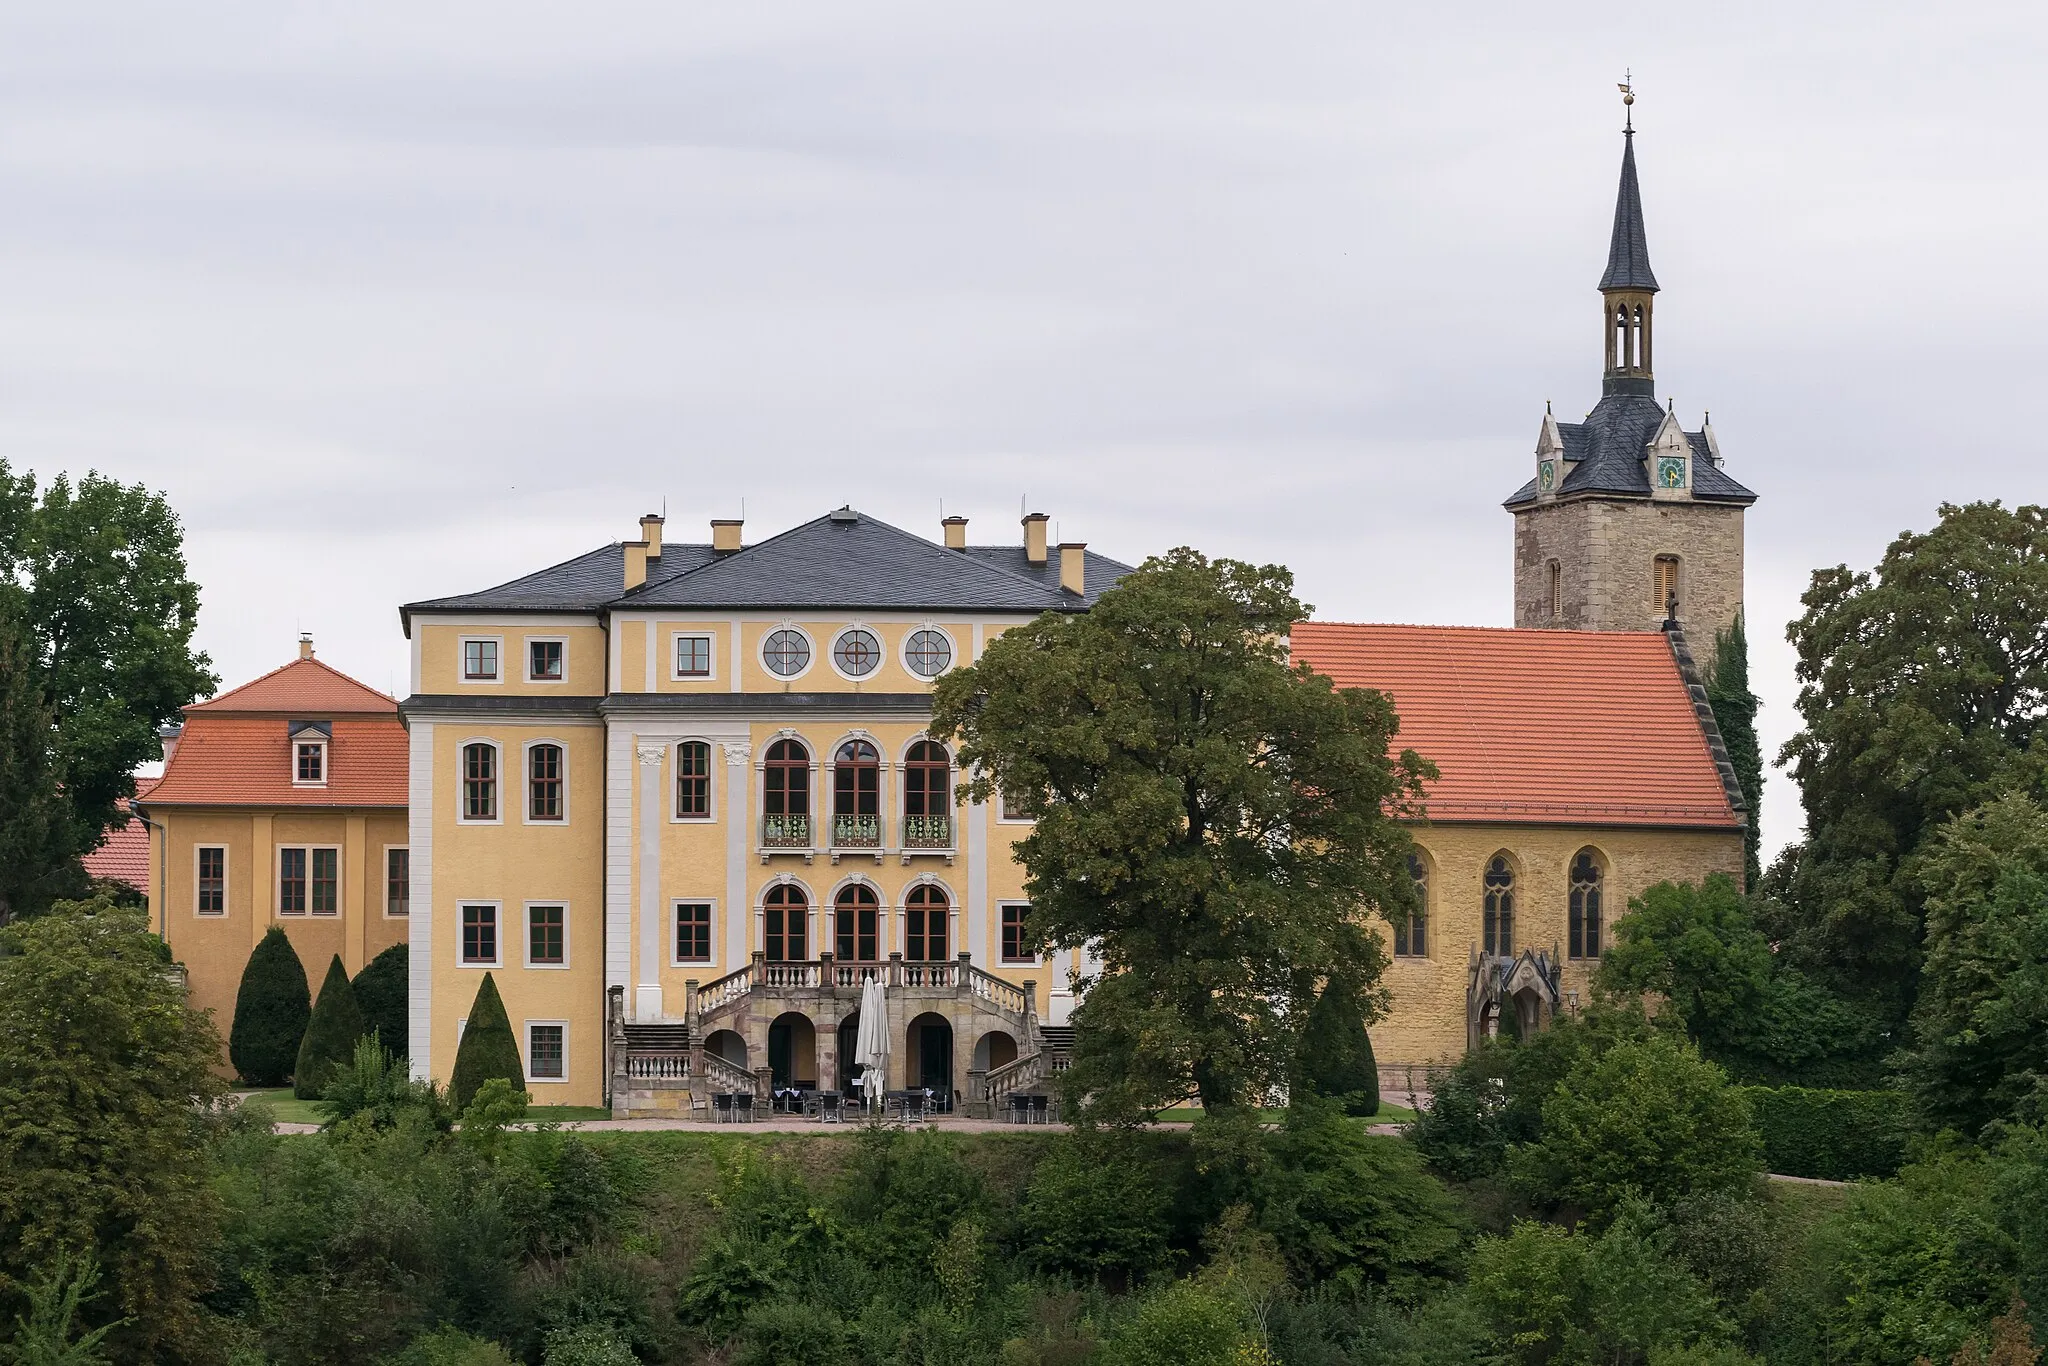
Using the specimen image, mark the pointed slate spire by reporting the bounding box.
[1598,131,1659,293]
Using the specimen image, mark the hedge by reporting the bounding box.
[1737,1085,1909,1181]
[450,973,525,1110]
[296,955,368,1099]
[230,927,311,1087]
[354,943,410,1061]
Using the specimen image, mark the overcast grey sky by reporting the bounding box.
[6,4,2044,857]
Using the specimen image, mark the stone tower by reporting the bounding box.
[1506,121,1756,637]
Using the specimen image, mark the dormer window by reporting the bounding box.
[289,721,331,787]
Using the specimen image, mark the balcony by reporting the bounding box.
[830,813,882,863]
[760,813,811,857]
[901,813,952,861]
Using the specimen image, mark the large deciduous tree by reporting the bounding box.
[0,898,225,1360]
[930,549,1430,1123]
[0,458,215,922]
[1776,501,2048,1023]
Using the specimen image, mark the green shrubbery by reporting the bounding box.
[230,926,311,1087]
[449,973,525,1109]
[354,942,410,1061]
[296,954,367,1099]
[1738,1086,1909,1181]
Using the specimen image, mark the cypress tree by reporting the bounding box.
[1297,979,1381,1117]
[295,954,367,1099]
[1706,613,1764,888]
[449,973,524,1110]
[352,943,409,1061]
[229,926,310,1087]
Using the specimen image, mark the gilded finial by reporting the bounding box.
[1618,70,1635,133]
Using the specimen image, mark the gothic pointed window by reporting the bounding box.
[1483,855,1515,957]
[834,882,880,963]
[1570,849,1605,960]
[1396,853,1429,957]
[764,883,808,962]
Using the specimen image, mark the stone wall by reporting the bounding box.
[1373,821,1744,1067]
[1513,497,1745,640]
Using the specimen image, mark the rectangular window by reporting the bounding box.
[675,902,712,963]
[528,904,565,966]
[386,848,409,918]
[310,847,339,915]
[1653,555,1680,617]
[675,741,711,818]
[278,847,307,914]
[462,904,498,965]
[1001,904,1033,963]
[999,787,1033,822]
[528,1023,566,1081]
[674,634,713,679]
[295,742,325,784]
[1547,559,1562,623]
[528,744,564,821]
[462,743,498,821]
[528,638,564,681]
[197,846,227,915]
[463,638,500,681]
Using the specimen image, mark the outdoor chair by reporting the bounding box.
[1028,1094,1050,1125]
[734,1093,755,1122]
[711,1093,733,1123]
[818,1091,843,1124]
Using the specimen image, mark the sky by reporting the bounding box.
[6,3,2045,860]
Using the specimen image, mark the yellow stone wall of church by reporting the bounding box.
[1372,822,1744,1073]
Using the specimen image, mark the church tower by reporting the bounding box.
[1507,110,1756,637]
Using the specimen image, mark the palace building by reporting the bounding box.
[398,509,1129,1112]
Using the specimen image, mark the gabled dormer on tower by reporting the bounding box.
[1504,105,1758,637]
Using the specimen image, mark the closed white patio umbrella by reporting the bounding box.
[854,976,889,1113]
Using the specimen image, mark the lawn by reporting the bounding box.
[235,1090,613,1127]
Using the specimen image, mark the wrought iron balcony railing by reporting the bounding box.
[901,813,951,849]
[761,813,811,848]
[831,813,881,848]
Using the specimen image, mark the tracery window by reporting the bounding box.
[1570,849,1605,960]
[1483,855,1515,957]
[1395,853,1429,957]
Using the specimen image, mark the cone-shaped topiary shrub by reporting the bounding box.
[229,926,311,1087]
[1298,978,1380,1116]
[295,954,368,1099]
[353,943,409,1062]
[449,973,524,1110]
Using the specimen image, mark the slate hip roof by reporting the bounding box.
[1502,394,1758,508]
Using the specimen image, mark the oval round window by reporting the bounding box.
[762,628,811,678]
[904,628,953,679]
[833,628,882,678]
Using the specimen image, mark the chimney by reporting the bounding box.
[1059,542,1086,595]
[1022,512,1050,566]
[623,541,649,591]
[942,515,968,550]
[639,513,664,559]
[158,723,183,766]
[298,633,314,660]
[712,519,743,555]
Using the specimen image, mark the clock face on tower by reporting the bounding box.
[1538,460,1556,492]
[1657,456,1686,489]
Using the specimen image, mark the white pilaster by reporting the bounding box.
[635,741,665,1020]
[723,742,751,971]
[406,721,435,1081]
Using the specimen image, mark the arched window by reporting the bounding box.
[1483,855,1515,957]
[675,741,711,819]
[835,883,879,963]
[1570,849,1605,960]
[1653,555,1680,619]
[527,743,563,821]
[903,741,951,849]
[832,740,880,847]
[763,738,810,846]
[764,883,808,961]
[1396,853,1428,957]
[462,743,497,821]
[906,884,949,961]
[1547,559,1562,623]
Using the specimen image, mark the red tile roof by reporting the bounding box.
[82,778,159,889]
[1290,623,1739,829]
[143,655,407,808]
[187,657,397,715]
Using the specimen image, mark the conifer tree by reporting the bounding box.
[229,926,310,1087]
[1705,613,1763,887]
[450,973,524,1110]
[295,954,368,1099]
[1296,978,1381,1117]
[353,942,410,1061]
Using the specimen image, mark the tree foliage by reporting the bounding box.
[230,926,311,1087]
[1295,978,1380,1117]
[1705,614,1764,889]
[0,587,78,923]
[930,549,1430,1119]
[353,942,410,1061]
[0,900,224,1360]
[1902,792,2048,1135]
[296,955,368,1100]
[449,974,525,1111]
[1776,501,2048,1021]
[0,459,214,922]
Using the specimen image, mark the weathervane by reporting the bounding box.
[1618,70,1635,132]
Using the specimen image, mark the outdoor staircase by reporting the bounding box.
[622,1023,692,1052]
[1037,1024,1075,1069]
